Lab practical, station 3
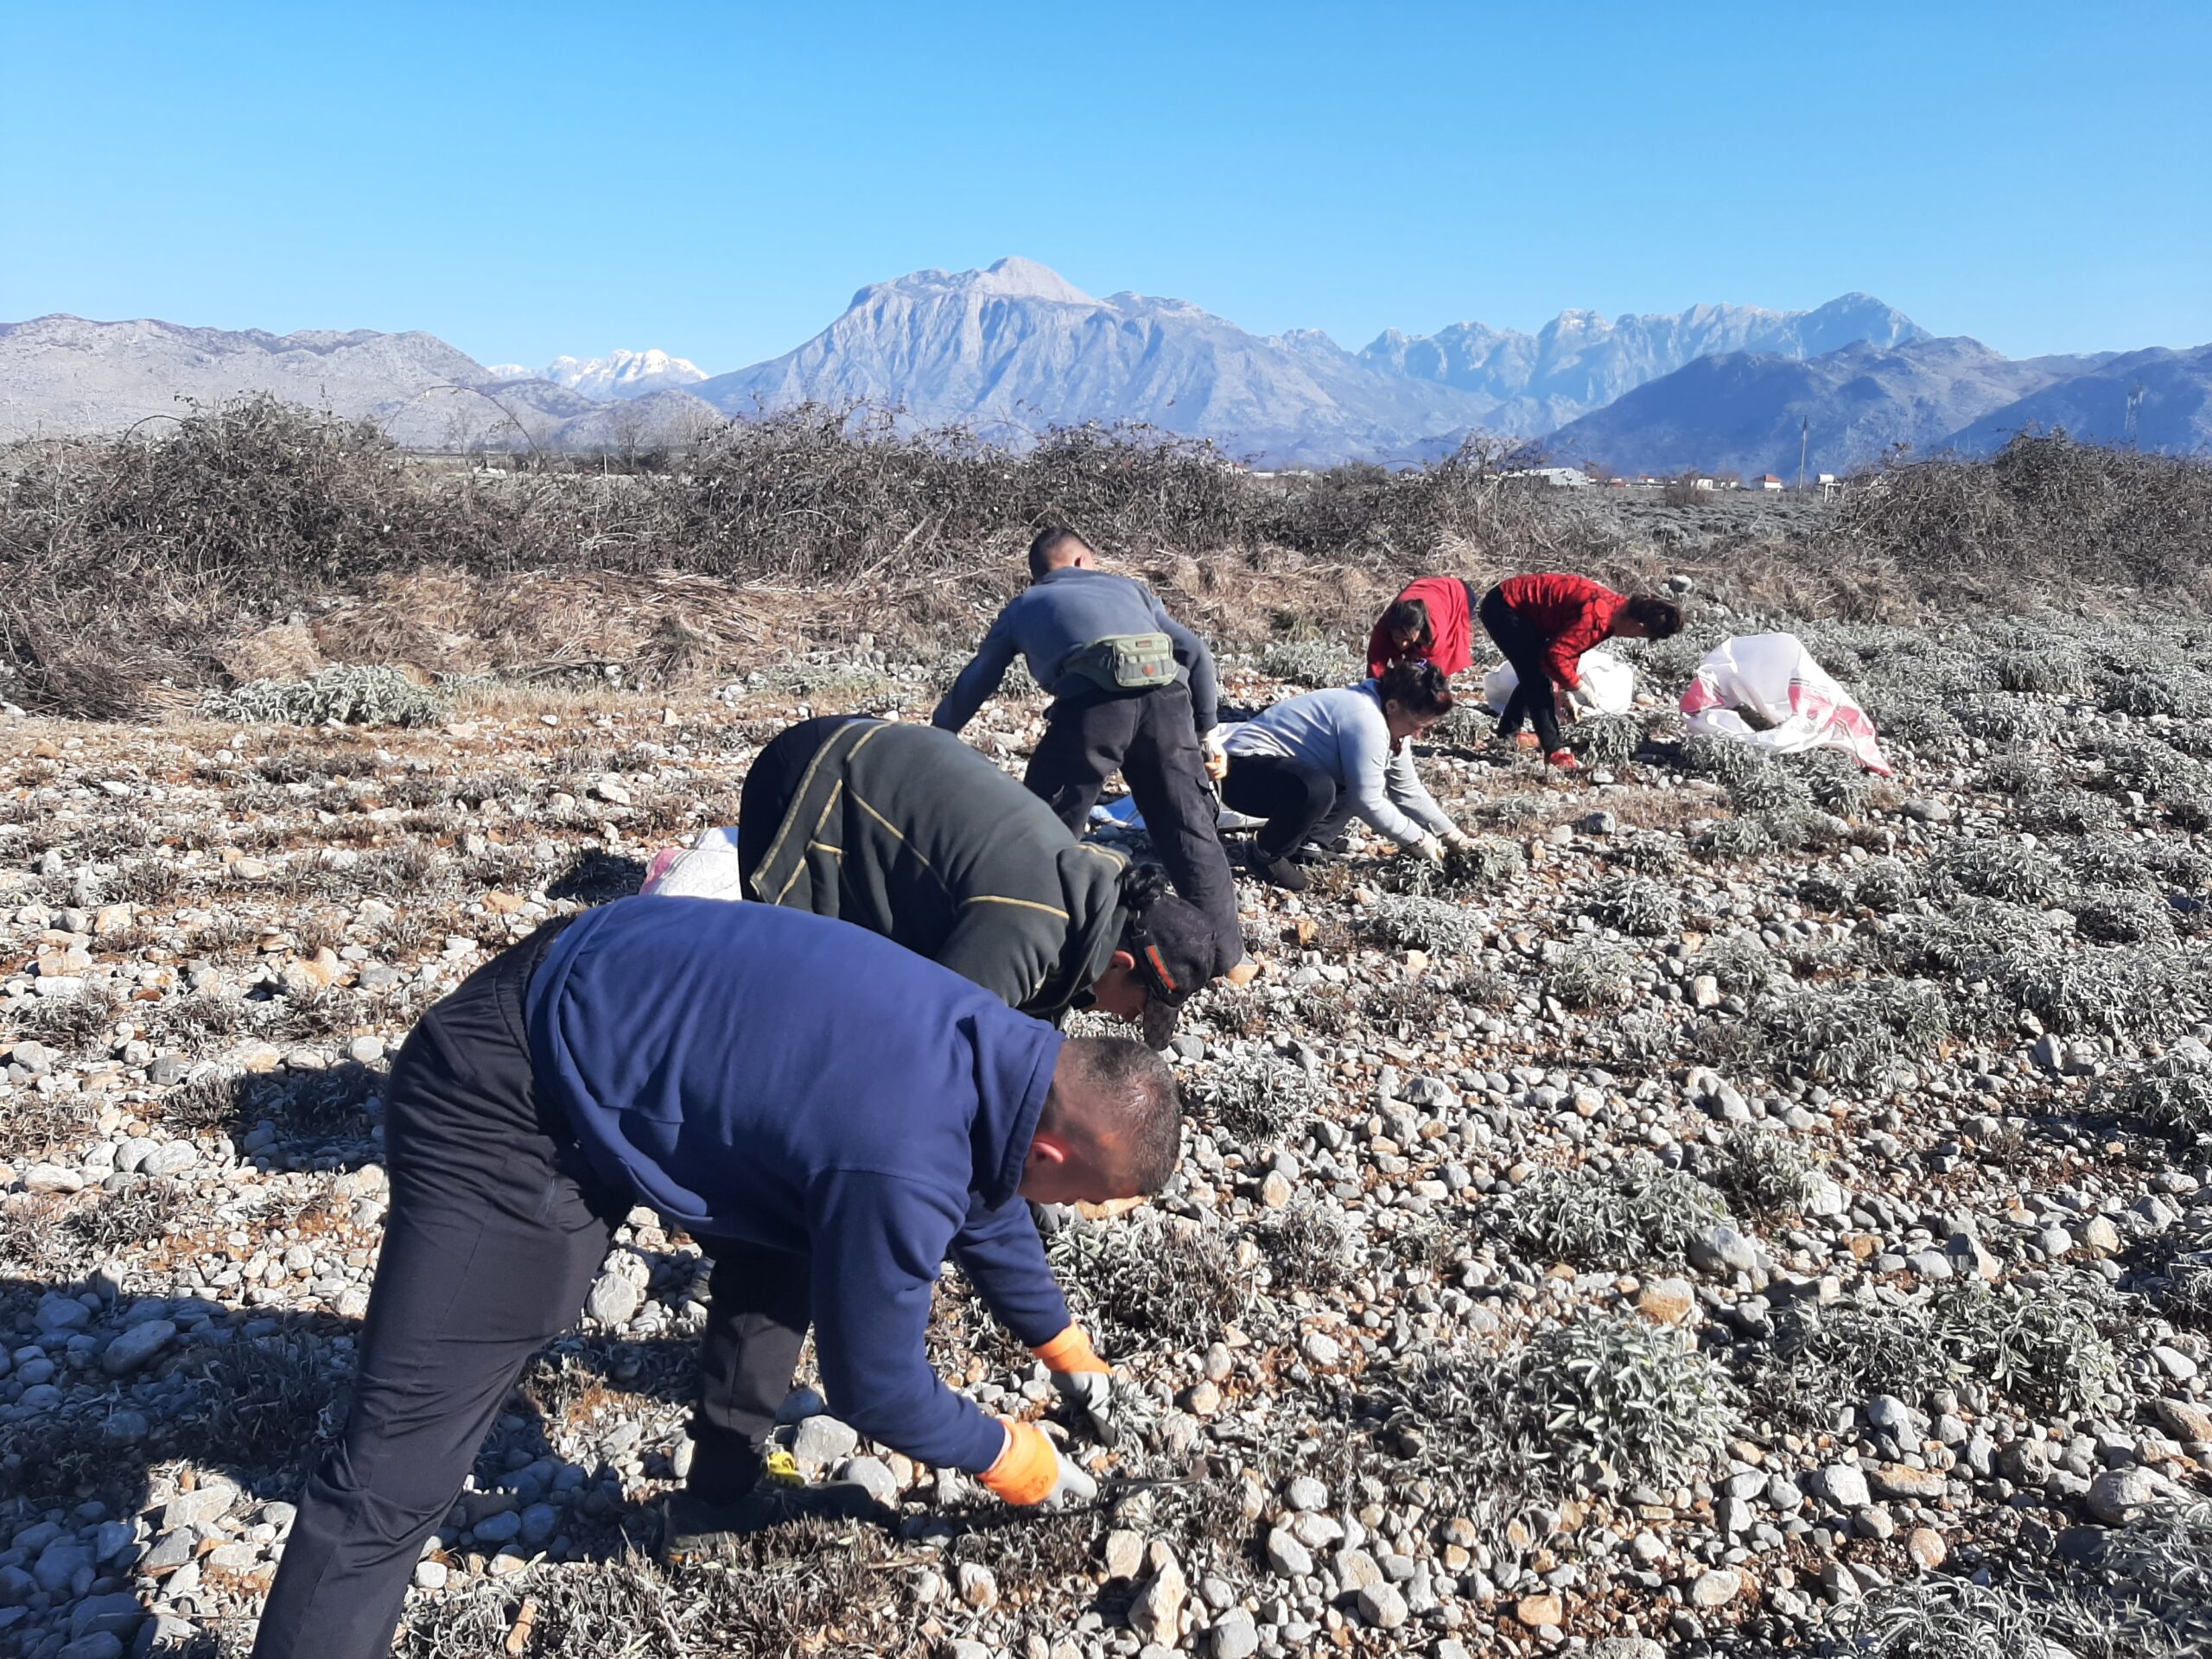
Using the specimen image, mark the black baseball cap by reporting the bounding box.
[1123,893,1217,1049]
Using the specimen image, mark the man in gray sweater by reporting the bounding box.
[934,528,1243,976]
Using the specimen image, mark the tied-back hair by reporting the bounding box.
[1376,658,1455,717]
[1120,861,1173,918]
[1051,1036,1184,1193]
[1624,594,1685,638]
[1027,526,1090,581]
[1381,595,1433,652]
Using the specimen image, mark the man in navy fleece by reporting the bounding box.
[251,899,1181,1659]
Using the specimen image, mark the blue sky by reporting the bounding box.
[4,1,2206,372]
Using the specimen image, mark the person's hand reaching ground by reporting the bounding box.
[980,1420,1099,1508]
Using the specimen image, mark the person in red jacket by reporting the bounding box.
[1478,574,1682,770]
[1367,575,1478,681]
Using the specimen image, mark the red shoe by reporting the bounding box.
[1547,749,1580,772]
[1513,734,1541,751]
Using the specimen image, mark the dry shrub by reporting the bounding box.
[1835,434,2212,604]
[11,405,2205,719]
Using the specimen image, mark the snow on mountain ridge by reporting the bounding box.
[538,348,707,402]
[854,256,1096,312]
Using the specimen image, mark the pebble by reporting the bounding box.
[1868,1463,1948,1501]
[1265,1529,1313,1578]
[1357,1579,1408,1629]
[1128,1554,1186,1644]
[841,1456,899,1503]
[100,1319,175,1376]
[1211,1608,1260,1659]
[585,1272,640,1326]
[2088,1466,2175,1525]
[2153,1397,2212,1441]
[1516,1592,1564,1629]
[957,1563,998,1611]
[1812,1465,1871,1510]
[1636,1277,1696,1325]
[1104,1529,1146,1580]
[1689,1567,1740,1609]
[791,1414,861,1469]
[2151,1344,2199,1382]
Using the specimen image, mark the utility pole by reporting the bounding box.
[2125,382,2145,448]
[1796,417,1808,493]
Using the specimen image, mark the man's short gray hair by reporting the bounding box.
[1053,1035,1181,1192]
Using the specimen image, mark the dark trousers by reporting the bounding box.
[737,715,861,898]
[687,1240,810,1502]
[1220,753,1340,862]
[252,927,802,1656]
[1478,585,1564,753]
[1026,682,1242,974]
[253,922,621,1658]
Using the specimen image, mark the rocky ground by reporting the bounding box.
[3,597,2211,1659]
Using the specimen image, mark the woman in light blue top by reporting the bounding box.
[1218,660,1470,891]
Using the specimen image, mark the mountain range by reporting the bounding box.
[2,258,2204,470]
[489,349,708,401]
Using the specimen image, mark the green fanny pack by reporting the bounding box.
[1058,632,1179,693]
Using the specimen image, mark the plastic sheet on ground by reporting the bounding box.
[1481,650,1635,717]
[1096,795,1264,832]
[639,825,748,899]
[1680,632,1891,775]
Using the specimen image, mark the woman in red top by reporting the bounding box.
[1478,574,1681,770]
[1367,575,1478,682]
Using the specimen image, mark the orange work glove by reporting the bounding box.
[978,1418,1097,1508]
[1035,1325,1116,1440]
[1033,1325,1110,1375]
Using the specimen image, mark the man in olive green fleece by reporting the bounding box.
[737,715,1219,1040]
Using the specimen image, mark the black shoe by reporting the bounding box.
[658,1481,892,1563]
[1248,849,1310,892]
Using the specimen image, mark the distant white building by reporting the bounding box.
[1755,474,1785,492]
[1691,475,1717,492]
[1504,466,1592,489]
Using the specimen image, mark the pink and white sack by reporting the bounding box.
[1679,633,1891,775]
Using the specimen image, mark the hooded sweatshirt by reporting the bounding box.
[1366,575,1475,681]
[744,719,1128,1020]
[1220,682,1456,849]
[525,897,1067,1474]
[932,566,1222,734]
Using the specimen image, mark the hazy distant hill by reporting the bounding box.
[1359,293,1929,435]
[0,315,718,450]
[1542,337,2116,479]
[0,315,498,444]
[1941,343,2212,456]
